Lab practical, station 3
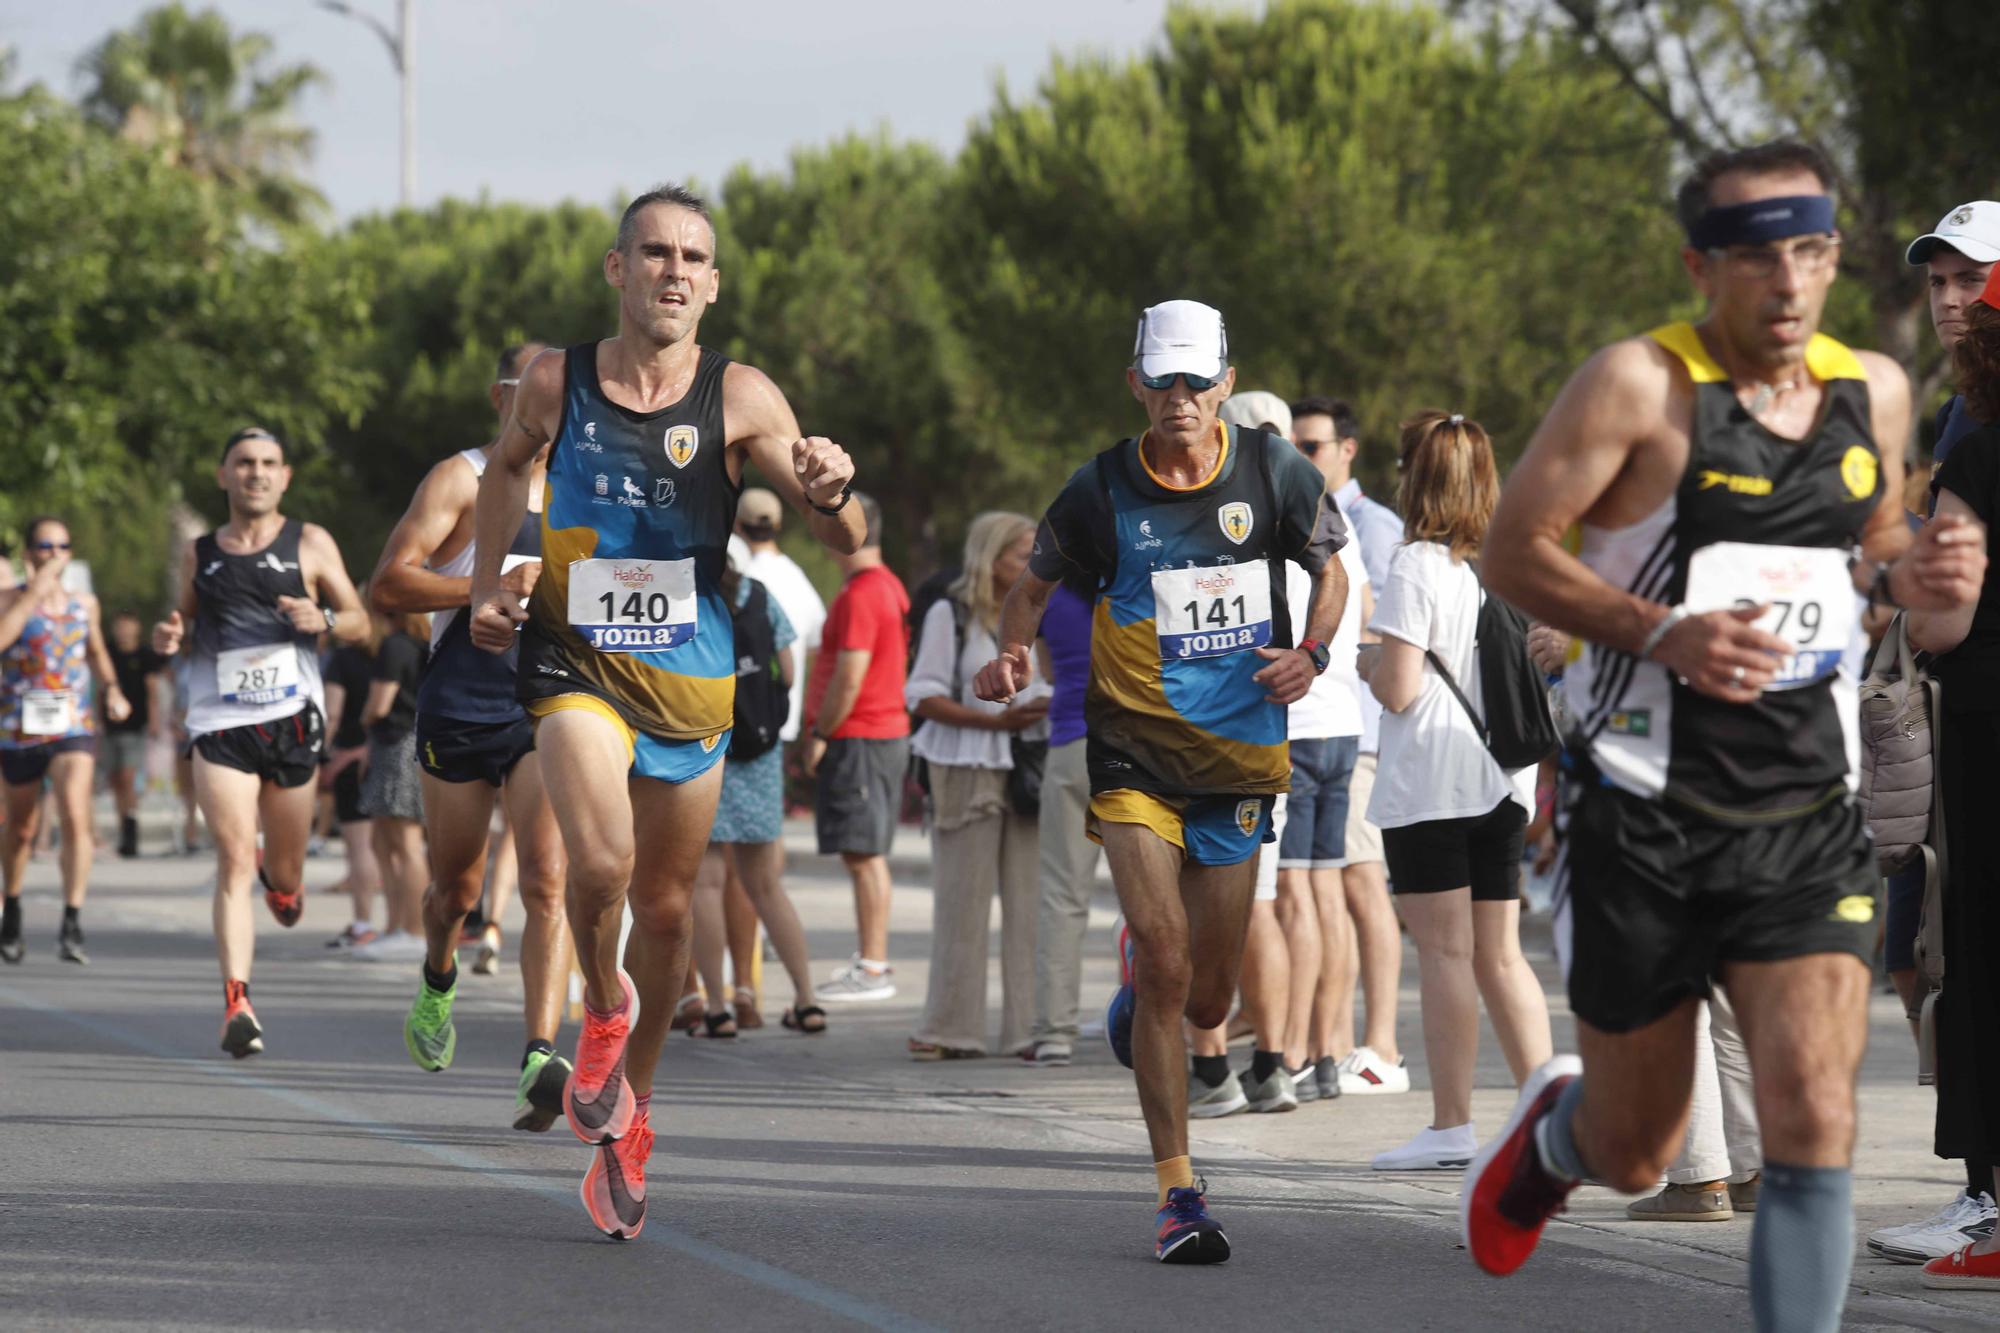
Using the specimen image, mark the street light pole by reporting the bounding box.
[315,0,414,208]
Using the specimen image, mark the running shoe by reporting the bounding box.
[1312,1055,1345,1101]
[1241,1066,1299,1114]
[403,972,457,1072]
[57,919,88,966]
[1155,1183,1230,1264]
[472,924,502,977]
[566,969,639,1144]
[1372,1124,1477,1170]
[1871,1191,1998,1265]
[514,1049,572,1132]
[259,869,303,928]
[220,985,263,1059]
[1189,1072,1249,1119]
[0,934,21,965]
[325,923,378,950]
[1337,1046,1411,1095]
[1922,1244,2000,1289]
[350,930,427,962]
[1289,1064,1320,1105]
[812,956,896,1002]
[582,1111,653,1240]
[1461,1054,1583,1276]
[1105,982,1136,1069]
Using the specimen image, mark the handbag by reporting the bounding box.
[1007,737,1046,817]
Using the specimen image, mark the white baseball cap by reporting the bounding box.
[1133,300,1228,380]
[1220,391,1291,438]
[1906,201,2000,266]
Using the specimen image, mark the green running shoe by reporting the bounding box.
[514,1049,573,1132]
[404,974,457,1072]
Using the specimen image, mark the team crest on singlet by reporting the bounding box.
[1235,800,1261,837]
[665,424,699,469]
[1840,445,1877,500]
[1218,502,1254,546]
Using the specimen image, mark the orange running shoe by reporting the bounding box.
[220,981,263,1059]
[259,868,303,928]
[582,1111,653,1240]
[565,969,639,1145]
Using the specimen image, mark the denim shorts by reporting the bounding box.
[1278,736,1358,869]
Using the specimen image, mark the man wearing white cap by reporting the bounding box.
[975,299,1350,1263]
[1908,202,1999,486]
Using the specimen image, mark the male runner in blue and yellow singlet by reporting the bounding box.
[1462,141,1986,1330]
[976,299,1351,1263]
[465,185,863,1241]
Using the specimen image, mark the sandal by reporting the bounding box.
[692,1009,737,1040]
[669,992,703,1033]
[907,1038,983,1061]
[733,986,764,1030]
[781,1003,828,1034]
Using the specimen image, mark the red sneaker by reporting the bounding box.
[259,869,303,928]
[1924,1244,2000,1289]
[1462,1054,1583,1275]
[582,1112,653,1240]
[564,969,639,1145]
[219,982,263,1059]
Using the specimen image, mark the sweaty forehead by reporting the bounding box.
[631,204,716,254]
[1707,167,1827,210]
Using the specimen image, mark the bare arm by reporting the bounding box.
[372,455,480,614]
[973,570,1058,703]
[292,524,368,643]
[1856,352,1915,569]
[470,349,564,652]
[1253,555,1348,706]
[1367,635,1426,713]
[0,554,65,654]
[360,677,400,728]
[812,650,872,738]
[151,540,199,656]
[1908,488,1982,654]
[727,364,864,555]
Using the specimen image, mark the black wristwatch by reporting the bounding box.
[811,484,853,517]
[1298,638,1331,675]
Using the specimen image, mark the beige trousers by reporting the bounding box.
[914,763,1039,1054]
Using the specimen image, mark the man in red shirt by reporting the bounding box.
[801,492,910,1002]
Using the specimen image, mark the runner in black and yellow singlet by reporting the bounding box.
[461,185,864,1243]
[975,299,1351,1265]
[1457,143,1987,1330]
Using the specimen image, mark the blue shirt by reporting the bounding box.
[1334,478,1401,591]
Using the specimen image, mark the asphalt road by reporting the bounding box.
[2,816,1996,1331]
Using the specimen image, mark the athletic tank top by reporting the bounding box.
[1565,322,1882,821]
[184,518,325,737]
[0,592,94,748]
[1085,426,1296,796]
[415,448,543,724]
[519,342,739,740]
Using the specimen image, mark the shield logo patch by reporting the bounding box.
[1235,799,1262,838]
[1218,502,1253,546]
[665,425,699,469]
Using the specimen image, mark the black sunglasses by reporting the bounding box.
[1137,370,1223,393]
[33,541,71,552]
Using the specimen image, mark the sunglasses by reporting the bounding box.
[1137,371,1223,392]
[494,378,521,388]
[34,542,70,552]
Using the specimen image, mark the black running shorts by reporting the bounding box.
[415,712,534,788]
[1560,779,1877,1034]
[191,704,324,789]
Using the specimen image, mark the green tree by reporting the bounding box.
[76,2,328,226]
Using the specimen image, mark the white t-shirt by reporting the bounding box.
[1365,540,1535,829]
[905,599,1048,769]
[742,546,826,742]
[1284,543,1364,741]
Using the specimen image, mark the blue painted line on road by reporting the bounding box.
[0,982,939,1333]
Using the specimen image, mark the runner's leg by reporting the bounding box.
[194,758,262,984]
[419,772,497,975]
[536,708,636,1011]
[3,779,40,900]
[502,752,569,1045]
[48,751,94,909]
[484,815,517,937]
[623,765,724,1096]
[1566,1001,1704,1192]
[257,775,315,908]
[1100,821,1196,1164]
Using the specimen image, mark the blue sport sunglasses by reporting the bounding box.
[1137,370,1224,392]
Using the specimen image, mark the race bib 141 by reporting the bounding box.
[1150,560,1273,661]
[566,557,698,653]
[1683,542,1857,689]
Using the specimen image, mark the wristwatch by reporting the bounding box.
[811,484,853,516]
[1298,638,1331,675]
[321,605,339,635]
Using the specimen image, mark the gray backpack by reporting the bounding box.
[1857,614,1947,1082]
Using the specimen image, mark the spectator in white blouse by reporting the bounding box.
[906,512,1048,1059]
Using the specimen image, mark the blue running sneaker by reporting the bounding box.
[1105,982,1135,1069]
[1156,1183,1230,1264]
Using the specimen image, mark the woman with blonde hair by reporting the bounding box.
[905,511,1048,1058]
[1358,411,1552,1169]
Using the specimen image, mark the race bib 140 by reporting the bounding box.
[1683,542,1857,689]
[566,557,698,653]
[1150,560,1273,661]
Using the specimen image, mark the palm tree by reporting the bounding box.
[76,4,329,225]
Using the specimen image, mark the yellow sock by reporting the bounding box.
[1154,1155,1195,1207]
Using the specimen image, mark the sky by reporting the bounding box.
[4,0,1250,221]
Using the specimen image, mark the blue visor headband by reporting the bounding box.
[1688,194,1836,251]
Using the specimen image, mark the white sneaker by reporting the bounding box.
[1868,1190,1997,1264]
[350,930,428,963]
[1372,1123,1477,1171]
[814,956,897,1003]
[1189,1072,1249,1119]
[1338,1046,1411,1095]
